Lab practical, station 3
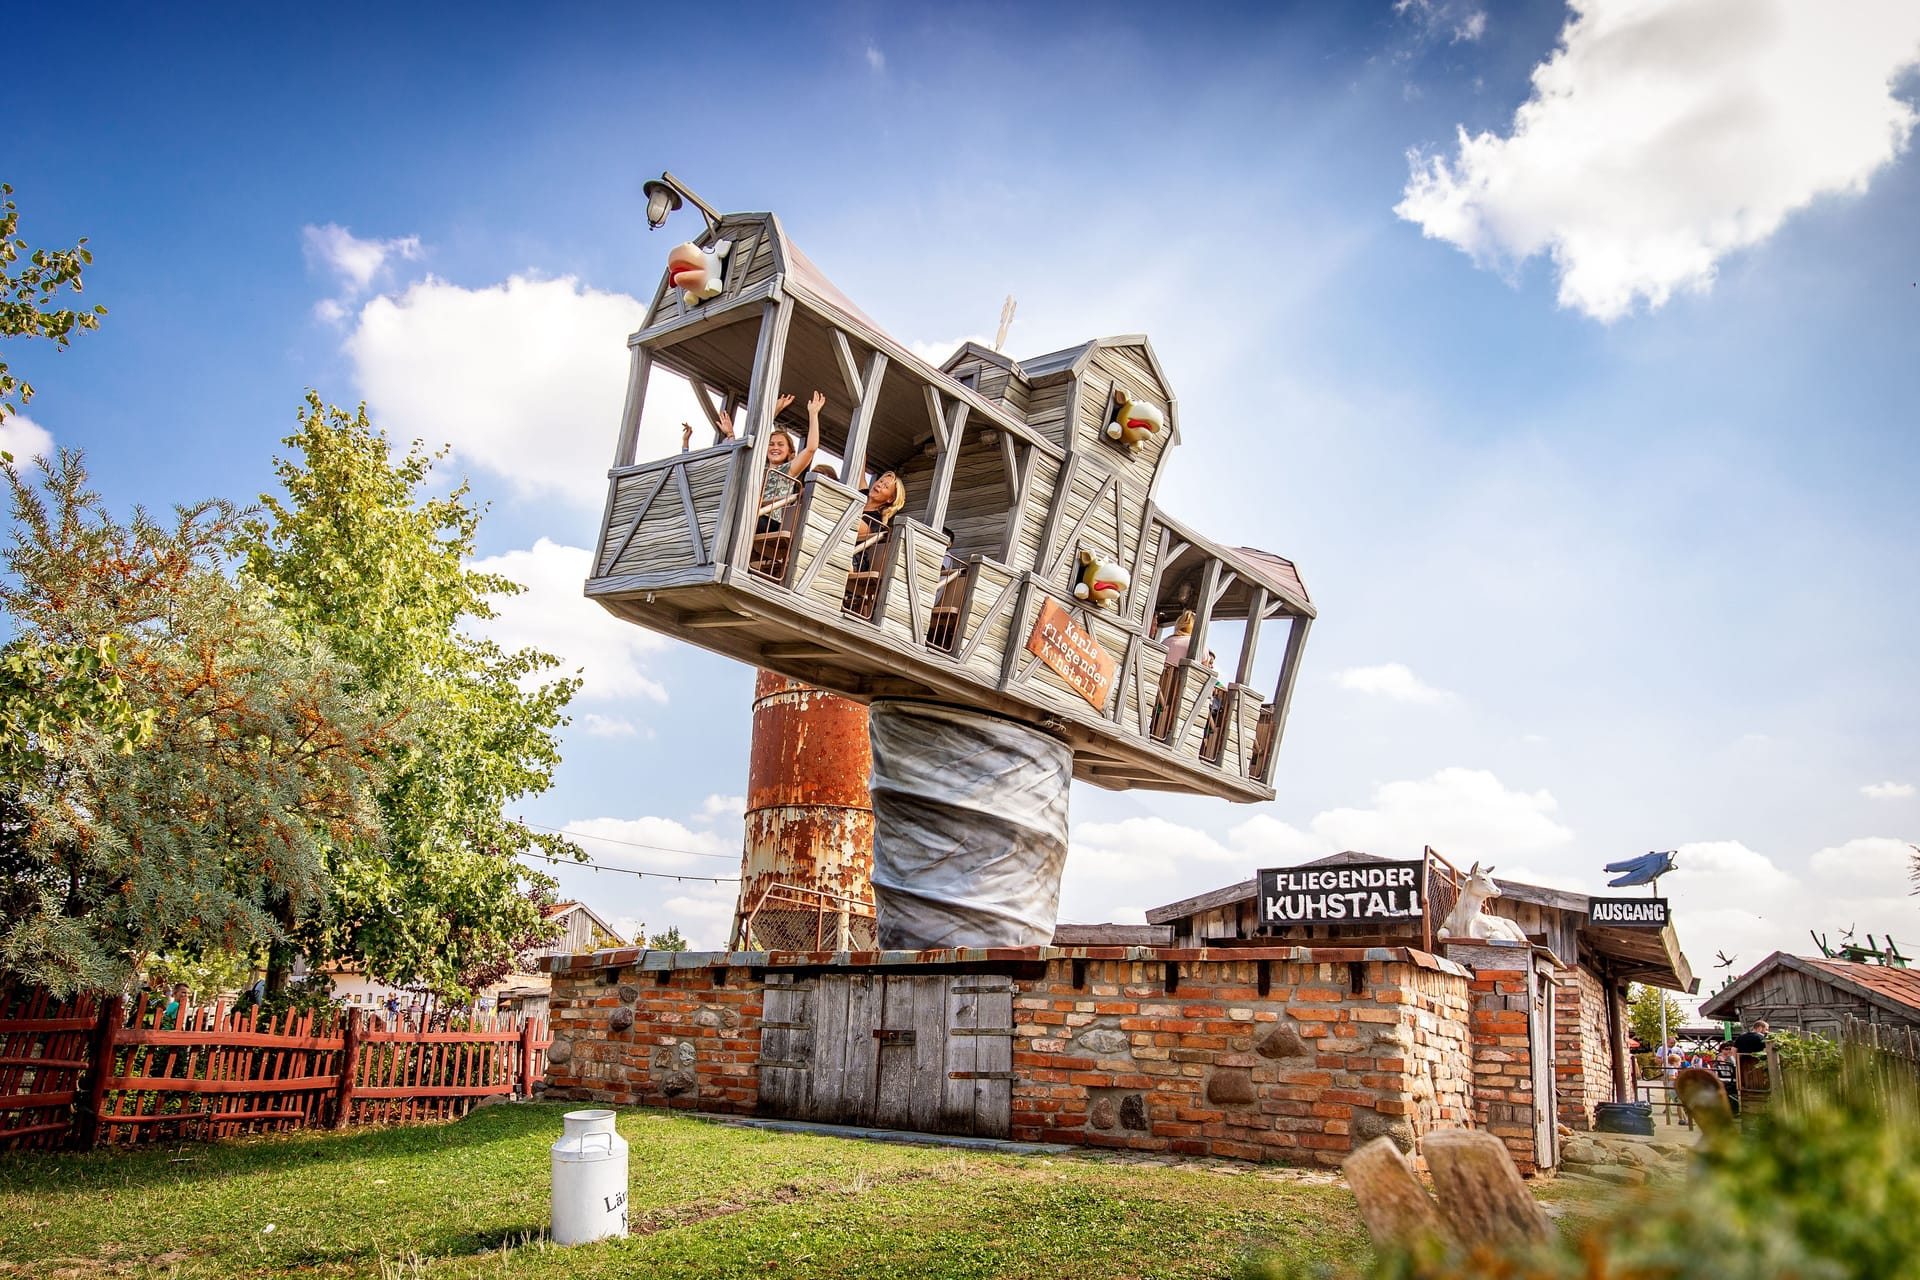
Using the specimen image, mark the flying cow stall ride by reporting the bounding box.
[588,176,1315,948]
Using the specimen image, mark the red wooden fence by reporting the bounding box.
[0,987,550,1151]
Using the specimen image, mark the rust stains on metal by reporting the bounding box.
[733,671,876,950]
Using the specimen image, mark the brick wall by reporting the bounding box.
[543,957,763,1113]
[1007,953,1473,1167]
[1553,966,1617,1130]
[540,946,1485,1170]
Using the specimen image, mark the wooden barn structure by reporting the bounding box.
[587,208,1313,802]
[1701,952,1920,1041]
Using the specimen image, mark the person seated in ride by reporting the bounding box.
[691,392,824,533]
[852,471,907,573]
[1162,610,1196,664]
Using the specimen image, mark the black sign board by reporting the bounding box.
[1258,860,1425,927]
[1588,897,1669,928]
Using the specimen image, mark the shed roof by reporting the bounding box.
[1144,852,1695,990]
[1699,952,1920,1022]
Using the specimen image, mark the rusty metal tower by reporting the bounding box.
[730,672,877,951]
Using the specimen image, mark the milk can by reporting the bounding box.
[550,1109,629,1244]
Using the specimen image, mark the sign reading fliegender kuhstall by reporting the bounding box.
[1587,897,1669,928]
[1258,860,1425,927]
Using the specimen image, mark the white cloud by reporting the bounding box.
[303,223,422,295]
[467,538,668,704]
[1395,0,1487,44]
[864,43,886,72]
[1808,836,1916,898]
[1862,781,1915,800]
[1396,0,1920,319]
[562,815,733,869]
[700,794,747,820]
[577,713,638,738]
[0,413,53,464]
[906,334,993,371]
[1060,767,1571,924]
[345,275,648,507]
[1334,661,1456,704]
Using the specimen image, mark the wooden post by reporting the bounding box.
[1262,615,1312,784]
[332,1007,362,1130]
[1234,586,1268,687]
[840,350,888,487]
[518,1017,538,1098]
[922,391,968,534]
[77,994,121,1150]
[1344,1136,1451,1251]
[728,298,794,572]
[1607,972,1631,1103]
[1422,1129,1553,1248]
[1186,557,1222,667]
[609,347,653,470]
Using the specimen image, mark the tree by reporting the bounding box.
[0,184,106,421]
[1629,982,1684,1046]
[647,926,690,952]
[236,394,581,1001]
[0,452,392,996]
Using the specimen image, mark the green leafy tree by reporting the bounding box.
[0,184,105,421]
[647,926,690,952]
[1628,982,1684,1047]
[0,452,391,996]
[141,950,256,1004]
[237,394,580,1002]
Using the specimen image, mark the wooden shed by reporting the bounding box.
[587,209,1313,802]
[1700,952,1920,1040]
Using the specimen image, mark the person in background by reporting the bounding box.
[1162,610,1196,665]
[1714,1042,1741,1116]
[852,471,907,573]
[1733,1019,1770,1054]
[160,983,189,1030]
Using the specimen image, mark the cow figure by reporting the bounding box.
[1074,549,1130,609]
[666,239,732,304]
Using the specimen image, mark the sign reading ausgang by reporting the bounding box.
[1258,860,1425,926]
[1588,897,1669,928]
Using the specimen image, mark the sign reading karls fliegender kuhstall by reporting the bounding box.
[1257,860,1425,927]
[1587,897,1669,928]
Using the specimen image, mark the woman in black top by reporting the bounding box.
[853,471,906,573]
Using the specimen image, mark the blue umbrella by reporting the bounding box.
[1604,850,1676,887]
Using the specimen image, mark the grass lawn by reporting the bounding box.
[0,1103,1610,1280]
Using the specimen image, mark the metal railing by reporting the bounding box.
[738,882,878,953]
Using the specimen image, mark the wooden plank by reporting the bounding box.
[1235,588,1268,687]
[726,298,795,574]
[841,351,888,486]
[672,460,707,565]
[1264,617,1311,784]
[759,984,793,1118]
[831,328,865,402]
[942,979,977,1136]
[599,469,671,576]
[1186,557,1222,668]
[909,975,947,1134]
[924,400,969,534]
[971,977,1012,1138]
[842,974,880,1125]
[609,347,653,470]
[808,975,850,1123]
[793,497,867,595]
[1044,466,1117,579]
[873,978,915,1131]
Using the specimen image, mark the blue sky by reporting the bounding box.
[9,2,1919,982]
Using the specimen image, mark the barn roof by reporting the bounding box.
[1145,854,1695,990]
[1700,952,1920,1022]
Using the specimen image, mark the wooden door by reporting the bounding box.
[1530,969,1557,1169]
[755,972,1012,1138]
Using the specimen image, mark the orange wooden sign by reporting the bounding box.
[1025,597,1116,711]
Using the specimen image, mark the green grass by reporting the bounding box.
[0,1103,1400,1280]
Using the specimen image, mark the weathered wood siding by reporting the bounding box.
[789,477,862,613]
[1009,453,1060,575]
[954,558,1019,684]
[757,972,1012,1137]
[1023,380,1075,448]
[596,448,734,581]
[873,521,951,650]
[1002,585,1133,720]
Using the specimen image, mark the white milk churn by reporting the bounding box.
[550,1109,629,1244]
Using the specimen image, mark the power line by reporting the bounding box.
[521,851,739,885]
[517,818,738,862]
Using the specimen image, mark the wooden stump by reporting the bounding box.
[1343,1136,1450,1250]
[1423,1129,1553,1249]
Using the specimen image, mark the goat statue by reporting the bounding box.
[1435,862,1530,944]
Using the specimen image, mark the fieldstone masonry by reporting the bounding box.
[541,944,1563,1173]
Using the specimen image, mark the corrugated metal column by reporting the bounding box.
[731,671,876,951]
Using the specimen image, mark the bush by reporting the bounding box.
[1246,1050,1920,1280]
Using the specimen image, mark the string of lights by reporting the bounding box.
[519,851,739,885]
[515,818,738,862]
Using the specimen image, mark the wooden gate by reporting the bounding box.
[759,972,1012,1138]
[1529,968,1557,1170]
